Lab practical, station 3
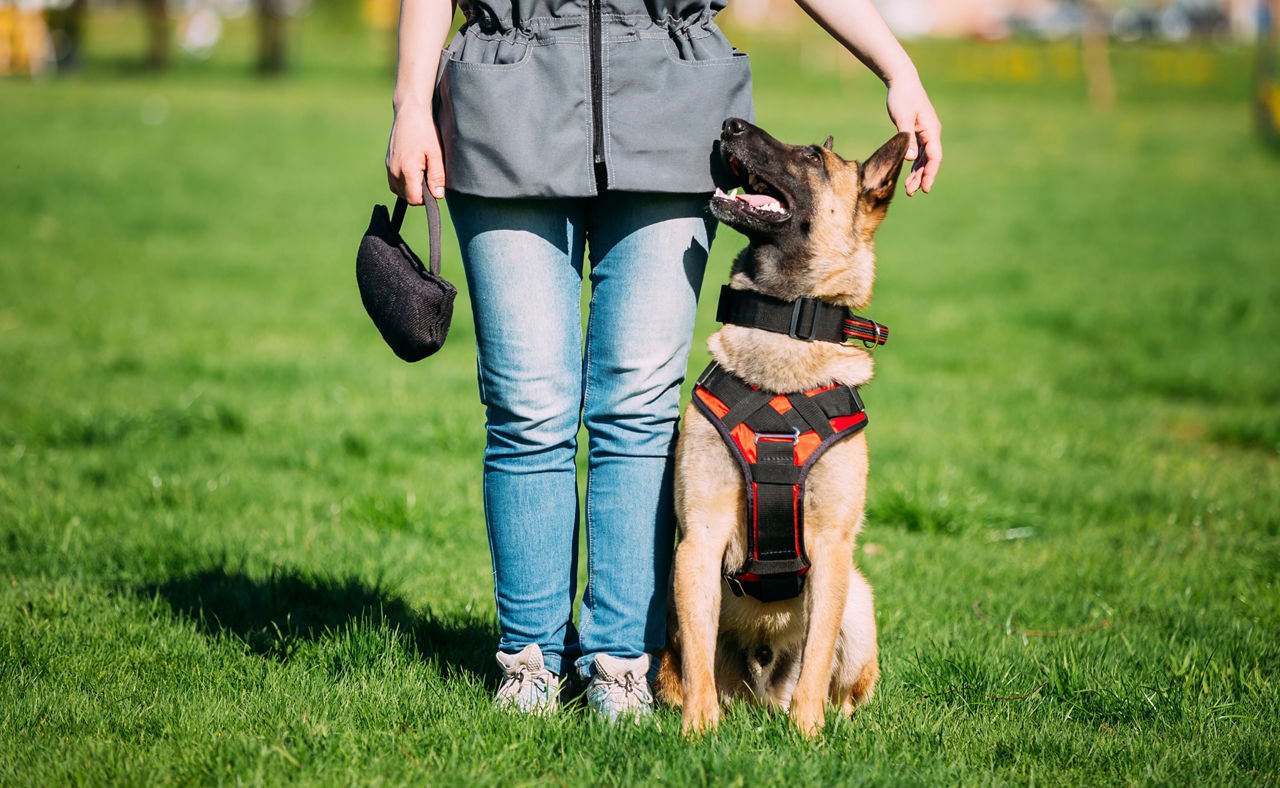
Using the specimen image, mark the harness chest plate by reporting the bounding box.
[691,362,869,603]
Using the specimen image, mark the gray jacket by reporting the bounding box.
[435,0,754,198]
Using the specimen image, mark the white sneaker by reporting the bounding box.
[585,653,653,722]
[494,644,559,714]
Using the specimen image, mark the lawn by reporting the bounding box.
[1,13,1278,786]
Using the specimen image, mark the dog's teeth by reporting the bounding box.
[731,188,740,197]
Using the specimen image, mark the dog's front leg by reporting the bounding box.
[674,528,727,734]
[790,531,854,737]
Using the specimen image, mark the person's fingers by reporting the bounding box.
[386,150,418,203]
[920,126,942,194]
[921,161,938,193]
[424,139,446,201]
[386,109,439,205]
[904,162,922,196]
[384,146,405,200]
[899,119,919,161]
[404,169,425,205]
[386,166,403,201]
[396,156,425,205]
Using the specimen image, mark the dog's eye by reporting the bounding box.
[803,147,822,162]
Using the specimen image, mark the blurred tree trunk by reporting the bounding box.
[257,0,286,74]
[49,0,88,70]
[142,0,170,70]
[1081,0,1115,112]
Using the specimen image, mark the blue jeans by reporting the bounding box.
[447,189,715,679]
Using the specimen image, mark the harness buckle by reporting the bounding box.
[695,362,719,388]
[788,297,821,341]
[843,309,887,350]
[754,427,800,446]
[725,575,746,597]
[861,320,886,350]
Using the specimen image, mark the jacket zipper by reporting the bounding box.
[588,0,605,170]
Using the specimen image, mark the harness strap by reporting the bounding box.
[692,362,870,604]
[786,391,835,439]
[753,435,799,558]
[697,365,863,434]
[720,390,774,431]
[716,285,889,347]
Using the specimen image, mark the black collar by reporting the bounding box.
[715,285,889,348]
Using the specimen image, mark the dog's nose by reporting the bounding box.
[723,117,748,137]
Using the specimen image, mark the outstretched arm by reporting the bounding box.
[386,0,456,204]
[792,0,942,195]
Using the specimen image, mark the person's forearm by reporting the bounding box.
[792,0,917,85]
[795,0,941,195]
[392,0,456,112]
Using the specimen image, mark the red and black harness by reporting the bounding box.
[690,286,889,603]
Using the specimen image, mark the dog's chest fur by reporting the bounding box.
[707,325,874,393]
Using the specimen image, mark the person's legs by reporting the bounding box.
[446,190,587,679]
[574,191,716,683]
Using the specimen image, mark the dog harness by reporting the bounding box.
[690,286,889,604]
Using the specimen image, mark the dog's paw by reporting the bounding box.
[681,705,720,736]
[789,699,827,738]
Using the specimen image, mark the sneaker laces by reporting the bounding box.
[594,666,652,706]
[497,664,551,700]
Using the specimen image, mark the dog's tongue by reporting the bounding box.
[737,193,780,209]
[714,187,782,212]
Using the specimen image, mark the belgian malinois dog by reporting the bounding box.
[655,118,910,737]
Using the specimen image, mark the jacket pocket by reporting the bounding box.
[437,41,595,197]
[605,37,753,193]
[446,27,534,69]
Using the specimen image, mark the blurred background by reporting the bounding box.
[3,0,1280,106]
[2,0,1279,67]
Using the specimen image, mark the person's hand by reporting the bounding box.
[386,101,446,205]
[885,76,942,196]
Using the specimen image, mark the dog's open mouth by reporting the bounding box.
[713,154,792,224]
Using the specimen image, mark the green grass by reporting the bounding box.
[3,14,1279,786]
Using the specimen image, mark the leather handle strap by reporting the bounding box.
[391,195,443,278]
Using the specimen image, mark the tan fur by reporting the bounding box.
[657,126,910,738]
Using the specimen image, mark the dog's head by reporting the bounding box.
[711,118,910,310]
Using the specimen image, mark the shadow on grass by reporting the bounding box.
[142,565,497,683]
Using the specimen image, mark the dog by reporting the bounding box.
[654,118,910,737]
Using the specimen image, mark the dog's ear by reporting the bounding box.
[823,135,834,151]
[860,132,911,203]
